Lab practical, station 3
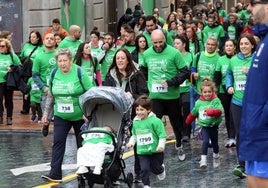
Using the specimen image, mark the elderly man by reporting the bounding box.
[141,30,189,160]
[239,1,268,187]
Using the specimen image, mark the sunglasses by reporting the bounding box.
[250,0,268,6]
[0,45,6,48]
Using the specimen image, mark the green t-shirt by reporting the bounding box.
[82,127,113,145]
[180,52,192,93]
[90,46,102,59]
[202,25,225,45]
[189,41,204,55]
[100,46,119,81]
[32,50,57,88]
[132,115,167,155]
[215,55,232,93]
[50,64,92,121]
[191,96,223,127]
[227,25,236,41]
[143,45,186,99]
[76,58,101,86]
[123,44,136,53]
[58,37,83,57]
[192,51,220,94]
[0,53,21,83]
[227,55,252,102]
[27,77,42,103]
[20,43,43,60]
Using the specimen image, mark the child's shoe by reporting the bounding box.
[175,143,185,161]
[93,166,102,175]
[38,116,42,123]
[31,115,36,122]
[76,166,89,174]
[157,164,166,180]
[199,155,207,168]
[225,138,236,148]
[213,153,220,168]
[144,185,151,188]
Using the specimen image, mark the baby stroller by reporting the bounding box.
[78,86,134,188]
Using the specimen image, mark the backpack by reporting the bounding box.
[50,66,86,92]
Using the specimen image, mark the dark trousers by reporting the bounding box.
[152,98,182,147]
[139,152,164,186]
[230,103,244,166]
[0,83,14,118]
[22,94,30,113]
[201,126,219,155]
[179,92,191,138]
[30,102,42,117]
[49,116,84,178]
[218,93,235,139]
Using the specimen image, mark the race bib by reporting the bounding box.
[235,81,246,91]
[199,110,210,120]
[152,80,167,93]
[57,97,74,113]
[137,133,153,145]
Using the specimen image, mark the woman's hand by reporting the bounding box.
[227,87,234,94]
[42,114,49,125]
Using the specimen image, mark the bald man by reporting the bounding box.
[141,29,189,160]
[58,25,82,56]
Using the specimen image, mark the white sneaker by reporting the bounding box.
[199,155,207,168]
[175,144,186,161]
[213,153,220,159]
[93,166,102,175]
[213,158,220,168]
[144,185,151,188]
[225,138,236,148]
[76,166,89,174]
[157,164,166,180]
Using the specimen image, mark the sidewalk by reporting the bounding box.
[0,91,46,133]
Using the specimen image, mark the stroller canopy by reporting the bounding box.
[79,86,134,119]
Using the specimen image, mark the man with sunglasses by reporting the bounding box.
[239,1,268,187]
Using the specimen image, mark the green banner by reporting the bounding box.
[61,0,85,31]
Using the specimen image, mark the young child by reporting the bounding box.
[126,95,167,188]
[26,77,42,123]
[76,125,115,175]
[185,78,223,168]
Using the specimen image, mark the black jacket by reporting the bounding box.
[103,69,148,100]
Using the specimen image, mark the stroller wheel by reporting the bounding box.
[126,173,133,188]
[77,174,86,188]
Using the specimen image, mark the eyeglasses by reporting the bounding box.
[0,45,6,48]
[250,0,268,6]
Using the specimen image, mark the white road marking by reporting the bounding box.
[10,163,77,176]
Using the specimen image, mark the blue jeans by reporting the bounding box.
[201,126,219,155]
[49,116,84,178]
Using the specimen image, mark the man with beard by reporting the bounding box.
[99,32,119,81]
[141,30,189,161]
[142,15,173,47]
[123,28,136,53]
[58,25,82,56]
[239,1,268,187]
[32,33,57,137]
